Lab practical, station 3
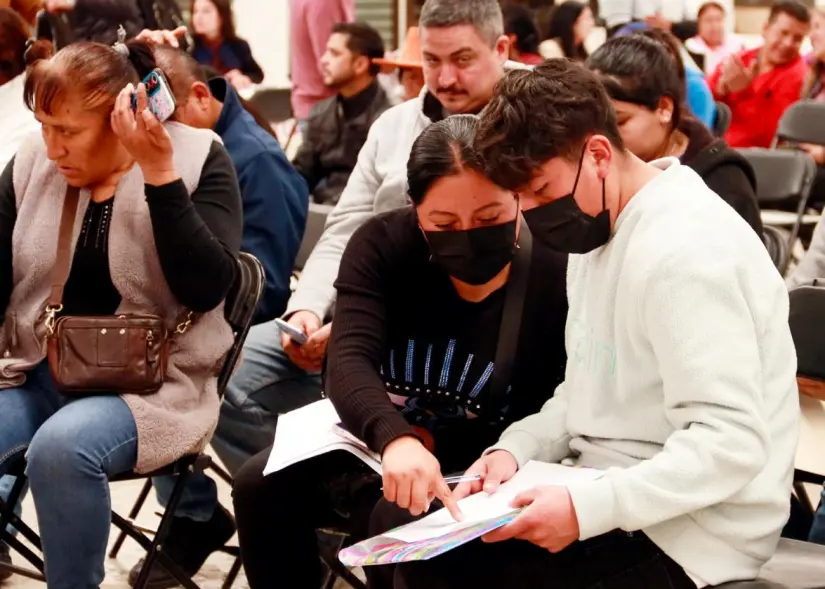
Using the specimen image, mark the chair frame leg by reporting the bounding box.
[0,474,46,582]
[126,466,200,589]
[108,477,153,559]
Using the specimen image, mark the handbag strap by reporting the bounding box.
[48,186,81,311]
[45,186,194,336]
[487,216,533,411]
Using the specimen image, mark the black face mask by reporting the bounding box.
[424,218,518,286]
[522,150,611,255]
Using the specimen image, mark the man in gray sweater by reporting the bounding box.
[392,59,799,589]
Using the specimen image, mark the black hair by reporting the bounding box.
[0,8,28,83]
[502,3,541,55]
[587,35,683,129]
[769,0,811,24]
[331,21,386,77]
[407,115,484,205]
[546,1,589,61]
[474,59,623,190]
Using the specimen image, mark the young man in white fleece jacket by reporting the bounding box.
[392,60,800,589]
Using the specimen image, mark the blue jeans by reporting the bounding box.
[154,319,322,520]
[809,488,825,544]
[0,361,138,589]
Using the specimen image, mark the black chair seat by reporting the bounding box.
[716,539,825,589]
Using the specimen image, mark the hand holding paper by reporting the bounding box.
[482,485,580,552]
[339,461,602,567]
[453,450,519,500]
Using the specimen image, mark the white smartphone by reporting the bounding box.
[274,318,308,346]
[131,68,177,123]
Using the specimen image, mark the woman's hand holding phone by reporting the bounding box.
[111,83,178,186]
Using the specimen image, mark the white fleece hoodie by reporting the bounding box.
[490,159,799,586]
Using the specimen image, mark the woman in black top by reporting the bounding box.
[586,34,764,235]
[190,0,264,91]
[231,115,568,589]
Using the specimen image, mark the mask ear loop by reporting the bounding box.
[569,140,589,198]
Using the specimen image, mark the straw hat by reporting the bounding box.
[373,26,423,70]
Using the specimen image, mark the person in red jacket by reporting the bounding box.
[708,0,809,148]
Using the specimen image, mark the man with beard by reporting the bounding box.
[292,21,391,205]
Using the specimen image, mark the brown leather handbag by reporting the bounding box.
[44,186,191,396]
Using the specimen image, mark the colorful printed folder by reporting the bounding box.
[339,461,603,566]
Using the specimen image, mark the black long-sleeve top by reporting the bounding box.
[0,141,243,317]
[326,207,569,472]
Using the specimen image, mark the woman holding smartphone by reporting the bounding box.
[0,37,241,586]
[232,115,569,589]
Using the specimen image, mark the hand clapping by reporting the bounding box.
[720,54,757,95]
[110,83,178,185]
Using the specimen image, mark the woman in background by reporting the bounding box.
[588,34,762,234]
[503,3,544,65]
[0,7,39,171]
[539,1,594,61]
[190,0,263,91]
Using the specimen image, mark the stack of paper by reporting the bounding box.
[339,461,602,566]
[264,399,381,476]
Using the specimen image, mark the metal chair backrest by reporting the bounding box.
[33,9,74,50]
[762,225,790,275]
[739,148,817,205]
[217,253,265,396]
[294,202,334,271]
[789,284,825,381]
[738,147,816,249]
[248,88,294,123]
[774,100,825,146]
[713,101,731,138]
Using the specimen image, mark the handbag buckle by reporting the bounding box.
[44,304,63,336]
[174,311,193,335]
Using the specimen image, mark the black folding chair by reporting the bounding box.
[772,99,825,148]
[294,202,334,273]
[713,101,731,138]
[738,148,817,253]
[0,252,265,589]
[763,225,790,276]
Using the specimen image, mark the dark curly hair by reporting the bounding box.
[474,59,623,190]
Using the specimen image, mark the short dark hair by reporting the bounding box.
[332,22,386,77]
[768,0,810,24]
[407,115,483,205]
[587,34,684,129]
[474,59,624,190]
[697,1,726,18]
[419,0,504,46]
[502,3,540,55]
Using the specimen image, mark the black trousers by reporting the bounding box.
[232,448,381,589]
[369,499,696,589]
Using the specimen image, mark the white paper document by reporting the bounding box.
[384,461,603,543]
[264,398,381,476]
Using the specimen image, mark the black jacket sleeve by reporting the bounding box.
[326,217,417,455]
[291,121,322,193]
[0,160,17,318]
[703,163,765,236]
[145,141,243,312]
[235,39,265,84]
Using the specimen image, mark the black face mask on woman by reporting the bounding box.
[522,149,611,254]
[424,217,518,286]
